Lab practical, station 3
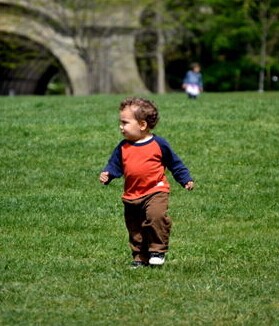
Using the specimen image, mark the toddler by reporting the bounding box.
[99,97,194,268]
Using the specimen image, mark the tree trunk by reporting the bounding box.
[156,28,165,94]
[258,4,268,92]
[155,8,165,94]
[258,30,267,92]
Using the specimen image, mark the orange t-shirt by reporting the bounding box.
[103,135,193,200]
[121,139,170,199]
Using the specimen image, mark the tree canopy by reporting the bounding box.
[136,0,279,91]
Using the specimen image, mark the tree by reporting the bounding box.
[243,0,279,91]
[155,1,166,94]
[135,0,168,93]
[136,0,200,93]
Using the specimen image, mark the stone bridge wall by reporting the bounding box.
[0,0,148,95]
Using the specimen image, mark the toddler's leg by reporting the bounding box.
[123,200,149,263]
[143,192,172,253]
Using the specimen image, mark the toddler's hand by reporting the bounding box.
[99,171,109,184]
[185,181,194,191]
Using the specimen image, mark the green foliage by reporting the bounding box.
[0,34,39,70]
[203,59,260,91]
[45,75,68,95]
[150,0,279,91]
[0,93,278,325]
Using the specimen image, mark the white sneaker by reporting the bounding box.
[149,252,165,265]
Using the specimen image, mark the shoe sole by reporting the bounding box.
[130,262,149,269]
[149,258,165,266]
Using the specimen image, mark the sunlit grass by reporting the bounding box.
[0,92,278,325]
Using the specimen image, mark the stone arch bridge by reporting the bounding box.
[0,0,148,95]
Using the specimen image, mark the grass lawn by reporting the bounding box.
[0,92,278,325]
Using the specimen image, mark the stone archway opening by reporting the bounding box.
[0,32,72,95]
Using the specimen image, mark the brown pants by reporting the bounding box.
[122,192,172,262]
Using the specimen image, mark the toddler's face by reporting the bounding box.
[119,106,144,142]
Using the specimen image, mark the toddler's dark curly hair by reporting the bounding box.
[119,97,159,129]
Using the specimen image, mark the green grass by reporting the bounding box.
[0,92,278,325]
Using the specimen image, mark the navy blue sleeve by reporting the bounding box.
[103,141,124,184]
[155,135,193,187]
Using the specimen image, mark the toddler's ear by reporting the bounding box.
[139,120,148,131]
